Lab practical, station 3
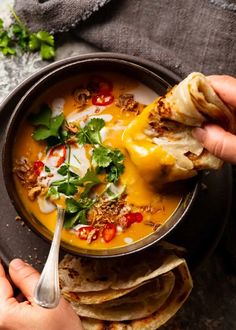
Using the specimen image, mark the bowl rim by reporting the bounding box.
[2,54,199,258]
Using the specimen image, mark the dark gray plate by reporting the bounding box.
[0,53,232,271]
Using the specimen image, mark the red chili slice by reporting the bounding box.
[92,93,114,106]
[33,160,44,176]
[49,145,66,167]
[134,212,143,223]
[88,75,113,94]
[102,223,116,243]
[77,226,98,241]
[125,212,143,227]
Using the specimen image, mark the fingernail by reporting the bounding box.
[11,258,25,270]
[192,127,206,143]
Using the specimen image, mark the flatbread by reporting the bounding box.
[80,261,192,329]
[123,72,235,185]
[71,273,175,321]
[62,284,144,305]
[59,242,184,293]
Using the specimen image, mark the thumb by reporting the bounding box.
[192,124,236,164]
[9,259,40,301]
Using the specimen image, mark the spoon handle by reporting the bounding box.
[34,206,65,308]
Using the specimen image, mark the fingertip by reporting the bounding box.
[206,75,236,108]
[9,259,40,300]
[193,124,236,164]
[10,258,27,271]
[191,127,207,144]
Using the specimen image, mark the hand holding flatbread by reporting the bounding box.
[123,72,235,185]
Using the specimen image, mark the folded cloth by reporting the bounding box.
[14,0,236,76]
[14,0,111,33]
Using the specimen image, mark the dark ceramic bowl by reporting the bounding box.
[2,55,198,257]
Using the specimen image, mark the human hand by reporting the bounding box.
[192,75,236,164]
[0,259,83,330]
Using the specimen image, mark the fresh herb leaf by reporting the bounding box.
[77,118,105,145]
[30,106,64,142]
[46,186,60,200]
[57,182,77,196]
[92,146,113,167]
[45,165,51,173]
[64,197,94,228]
[10,24,29,50]
[66,197,94,213]
[29,106,51,127]
[36,31,54,46]
[64,209,87,229]
[107,163,125,183]
[0,34,10,48]
[57,164,69,176]
[110,149,125,163]
[92,147,125,183]
[33,126,54,140]
[49,113,64,135]
[51,175,80,187]
[40,43,55,60]
[29,31,55,60]
[66,198,80,213]
[76,209,87,225]
[78,169,101,185]
[28,33,40,51]
[0,7,56,60]
[2,46,16,55]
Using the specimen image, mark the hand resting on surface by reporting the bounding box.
[0,259,83,330]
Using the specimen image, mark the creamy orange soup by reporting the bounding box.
[13,72,183,250]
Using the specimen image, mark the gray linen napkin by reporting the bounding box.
[14,0,236,77]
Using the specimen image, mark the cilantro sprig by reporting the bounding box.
[61,166,100,228]
[77,118,125,183]
[29,105,64,145]
[0,8,55,60]
[77,118,105,145]
[64,197,95,229]
[93,146,125,183]
[43,116,124,229]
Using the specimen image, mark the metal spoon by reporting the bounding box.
[34,205,65,308]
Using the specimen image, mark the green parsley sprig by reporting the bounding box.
[0,7,55,60]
